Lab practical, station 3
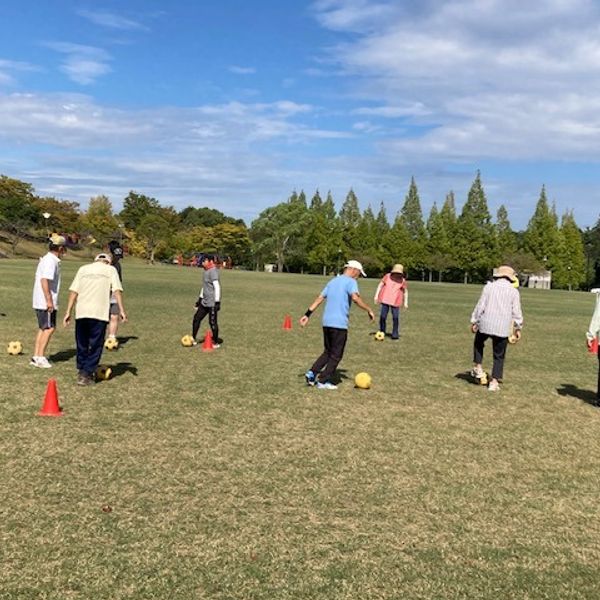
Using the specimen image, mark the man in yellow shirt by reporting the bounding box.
[63,254,127,386]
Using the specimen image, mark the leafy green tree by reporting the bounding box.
[554,211,586,290]
[522,185,561,274]
[120,191,162,229]
[81,195,119,247]
[33,196,82,234]
[381,217,412,274]
[136,213,173,264]
[354,205,383,275]
[375,201,390,238]
[179,206,244,228]
[495,205,517,262]
[250,193,309,272]
[455,172,496,282]
[0,175,41,254]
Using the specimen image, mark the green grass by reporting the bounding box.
[1,259,600,599]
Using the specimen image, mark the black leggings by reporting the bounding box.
[192,304,220,342]
[311,327,348,383]
[473,331,508,381]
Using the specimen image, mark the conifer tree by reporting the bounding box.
[398,177,426,271]
[455,172,496,282]
[523,185,561,274]
[339,189,362,256]
[306,190,341,274]
[554,211,586,290]
[425,202,452,281]
[375,201,390,238]
[495,204,517,261]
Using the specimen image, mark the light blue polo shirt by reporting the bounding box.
[321,275,359,329]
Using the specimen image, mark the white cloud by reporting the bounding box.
[228,65,256,75]
[44,42,112,85]
[77,9,149,31]
[0,58,38,86]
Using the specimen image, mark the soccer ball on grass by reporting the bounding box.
[7,341,23,355]
[96,365,112,381]
[104,337,119,351]
[354,372,372,389]
[374,331,385,342]
[181,334,195,347]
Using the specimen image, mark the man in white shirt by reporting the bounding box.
[31,234,67,368]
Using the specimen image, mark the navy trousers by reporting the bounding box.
[473,331,508,381]
[75,318,107,376]
[379,304,400,339]
[311,326,348,383]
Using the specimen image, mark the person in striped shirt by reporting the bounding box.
[470,265,523,392]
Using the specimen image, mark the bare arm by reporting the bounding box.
[62,291,78,327]
[299,295,325,327]
[351,292,375,321]
[40,278,54,311]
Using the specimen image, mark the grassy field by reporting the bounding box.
[1,258,600,599]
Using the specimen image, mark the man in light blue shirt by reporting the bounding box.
[300,260,374,389]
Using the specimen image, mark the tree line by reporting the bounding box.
[1,172,600,289]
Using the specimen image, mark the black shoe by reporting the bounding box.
[77,373,94,386]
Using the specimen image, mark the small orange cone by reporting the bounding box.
[38,378,63,417]
[589,337,599,355]
[202,330,214,352]
[283,314,292,330]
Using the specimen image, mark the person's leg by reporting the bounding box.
[75,318,90,373]
[490,336,508,383]
[192,305,209,340]
[391,306,400,339]
[472,331,487,376]
[318,328,348,383]
[107,310,119,338]
[81,320,107,377]
[38,327,55,357]
[209,305,220,344]
[379,304,389,334]
[311,327,333,376]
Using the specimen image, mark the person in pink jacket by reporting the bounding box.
[374,264,408,340]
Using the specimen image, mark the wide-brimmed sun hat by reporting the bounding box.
[493,265,516,281]
[49,234,66,246]
[391,264,404,274]
[344,260,366,277]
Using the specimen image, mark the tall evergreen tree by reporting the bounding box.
[306,190,341,274]
[523,185,561,274]
[398,177,426,270]
[455,172,496,282]
[339,189,362,256]
[425,202,452,281]
[495,204,517,261]
[375,201,390,238]
[555,211,586,290]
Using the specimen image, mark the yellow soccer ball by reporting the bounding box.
[104,337,119,351]
[7,341,23,355]
[354,372,372,389]
[96,365,112,381]
[374,331,385,341]
[181,334,194,347]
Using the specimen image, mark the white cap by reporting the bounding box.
[344,259,366,277]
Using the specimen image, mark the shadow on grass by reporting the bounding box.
[110,362,138,378]
[556,383,599,407]
[49,348,77,363]
[298,369,350,385]
[116,335,139,346]
[455,371,477,384]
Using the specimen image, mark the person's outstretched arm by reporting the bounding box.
[300,295,325,327]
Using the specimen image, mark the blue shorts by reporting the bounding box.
[35,309,56,330]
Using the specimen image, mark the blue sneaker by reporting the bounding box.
[317,381,338,390]
[305,370,316,386]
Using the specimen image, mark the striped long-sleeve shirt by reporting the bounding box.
[470,279,523,338]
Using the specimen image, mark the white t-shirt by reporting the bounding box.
[32,252,61,310]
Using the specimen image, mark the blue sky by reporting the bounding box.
[1,0,600,229]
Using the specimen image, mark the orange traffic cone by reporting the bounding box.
[202,330,214,352]
[283,314,292,330]
[589,337,599,355]
[38,378,63,416]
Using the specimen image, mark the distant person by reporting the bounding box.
[63,253,127,386]
[31,234,67,368]
[106,240,124,342]
[192,254,222,347]
[300,260,375,389]
[374,263,408,340]
[470,265,523,392]
[586,288,600,403]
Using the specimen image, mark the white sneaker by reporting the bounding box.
[488,380,500,392]
[317,381,338,390]
[36,357,52,369]
[470,366,484,379]
[29,357,40,367]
